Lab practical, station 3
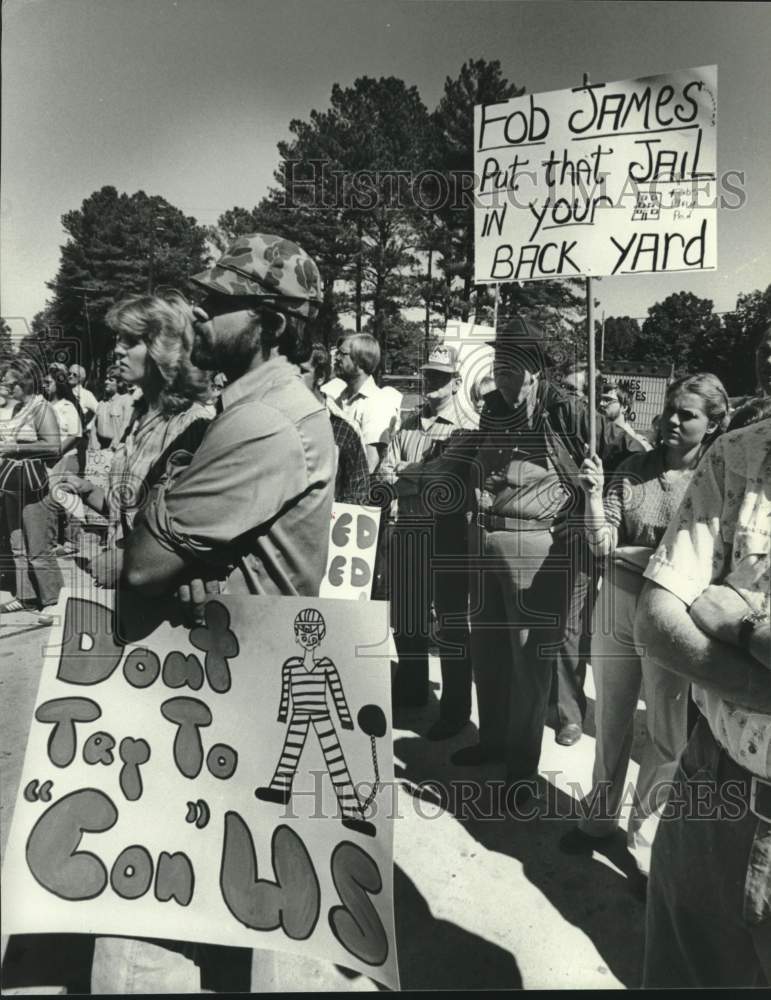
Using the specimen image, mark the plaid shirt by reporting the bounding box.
[329,413,370,504]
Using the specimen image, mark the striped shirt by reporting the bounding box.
[278,655,352,723]
[379,404,471,517]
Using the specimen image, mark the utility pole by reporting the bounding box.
[147,207,166,293]
[424,248,433,346]
[71,286,96,379]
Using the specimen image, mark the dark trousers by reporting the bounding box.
[2,484,63,608]
[390,517,472,723]
[644,717,771,987]
[470,524,574,779]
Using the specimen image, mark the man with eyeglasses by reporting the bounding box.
[332,333,398,473]
[598,380,652,451]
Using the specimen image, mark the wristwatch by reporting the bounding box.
[737,610,769,653]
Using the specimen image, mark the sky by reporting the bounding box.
[2,0,770,340]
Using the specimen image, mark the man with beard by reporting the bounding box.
[112,236,335,993]
[123,233,335,602]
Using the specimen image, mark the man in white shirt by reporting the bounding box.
[635,419,771,987]
[332,333,398,472]
[67,364,98,428]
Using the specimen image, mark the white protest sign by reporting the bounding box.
[320,503,381,600]
[1,589,399,990]
[474,65,717,282]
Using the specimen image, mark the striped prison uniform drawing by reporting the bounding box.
[265,655,364,820]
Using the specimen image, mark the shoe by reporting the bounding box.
[37,612,55,627]
[503,780,538,816]
[0,599,32,614]
[559,827,615,855]
[254,786,291,805]
[341,816,376,838]
[53,544,76,558]
[426,717,469,741]
[451,743,501,766]
[556,723,582,747]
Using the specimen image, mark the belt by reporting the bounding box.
[704,718,771,824]
[476,512,556,532]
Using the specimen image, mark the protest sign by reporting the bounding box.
[474,65,717,282]
[1,589,399,990]
[320,503,381,600]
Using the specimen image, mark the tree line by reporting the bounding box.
[4,59,769,395]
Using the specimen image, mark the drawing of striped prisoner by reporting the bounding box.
[255,608,374,836]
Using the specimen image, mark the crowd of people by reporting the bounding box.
[1,230,770,990]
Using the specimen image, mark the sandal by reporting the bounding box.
[0,599,35,614]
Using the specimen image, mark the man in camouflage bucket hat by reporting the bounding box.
[117,237,335,991]
[125,229,333,597]
[191,233,322,320]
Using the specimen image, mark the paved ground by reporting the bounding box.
[0,544,647,991]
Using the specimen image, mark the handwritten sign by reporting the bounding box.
[474,65,717,282]
[1,589,399,990]
[320,503,381,600]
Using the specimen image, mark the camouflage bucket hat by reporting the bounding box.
[192,234,322,320]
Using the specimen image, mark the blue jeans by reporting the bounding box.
[644,716,771,987]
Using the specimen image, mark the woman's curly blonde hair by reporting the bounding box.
[106,290,210,416]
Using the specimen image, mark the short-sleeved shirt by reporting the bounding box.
[380,403,471,518]
[73,385,98,417]
[604,447,694,550]
[51,398,82,439]
[333,375,397,449]
[144,356,336,596]
[643,421,771,777]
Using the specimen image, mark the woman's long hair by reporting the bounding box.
[105,290,210,417]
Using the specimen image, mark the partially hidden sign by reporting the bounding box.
[1,589,399,989]
[320,503,381,600]
[474,65,717,282]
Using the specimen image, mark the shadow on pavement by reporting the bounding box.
[393,731,645,989]
[392,865,522,990]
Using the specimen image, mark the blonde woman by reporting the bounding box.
[60,291,213,587]
[561,373,730,879]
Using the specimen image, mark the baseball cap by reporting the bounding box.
[192,234,322,320]
[487,316,555,366]
[421,343,460,374]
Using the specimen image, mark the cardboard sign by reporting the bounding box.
[320,503,381,600]
[474,65,717,282]
[1,589,399,990]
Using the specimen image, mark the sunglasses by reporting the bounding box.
[197,295,263,320]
